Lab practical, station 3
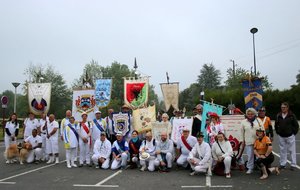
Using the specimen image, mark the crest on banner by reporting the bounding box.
[95,79,112,108]
[171,117,194,143]
[72,89,97,121]
[132,105,156,133]
[160,82,179,111]
[124,77,149,109]
[28,83,51,115]
[112,112,131,136]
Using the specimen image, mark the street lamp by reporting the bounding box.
[200,91,205,101]
[250,27,258,76]
[12,82,20,113]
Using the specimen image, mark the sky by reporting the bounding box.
[0,0,299,98]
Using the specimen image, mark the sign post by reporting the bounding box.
[1,96,8,138]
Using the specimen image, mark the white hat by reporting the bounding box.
[81,112,88,117]
[95,110,101,114]
[116,131,123,136]
[139,152,150,161]
[182,127,190,131]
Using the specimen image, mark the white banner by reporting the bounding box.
[28,83,51,115]
[171,117,193,143]
[151,122,169,141]
[132,105,156,133]
[72,89,98,121]
[160,83,179,111]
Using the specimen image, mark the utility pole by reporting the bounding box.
[230,59,236,80]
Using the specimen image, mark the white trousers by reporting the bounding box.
[4,136,16,149]
[92,155,110,169]
[140,156,159,172]
[79,140,91,164]
[41,135,48,159]
[177,154,189,168]
[279,135,297,167]
[157,152,173,168]
[187,157,210,173]
[46,138,59,154]
[245,145,254,170]
[66,148,77,162]
[27,148,43,163]
[111,152,128,170]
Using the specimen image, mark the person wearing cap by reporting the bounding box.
[242,108,264,174]
[155,132,174,172]
[63,116,79,168]
[139,131,159,171]
[275,102,299,170]
[254,128,279,179]
[92,110,107,148]
[207,112,224,146]
[78,112,92,167]
[92,132,111,169]
[60,110,72,141]
[176,127,197,168]
[257,107,273,141]
[46,114,60,164]
[211,132,233,178]
[105,108,116,143]
[111,132,129,170]
[129,130,142,169]
[191,104,203,137]
[188,132,211,176]
[23,112,39,140]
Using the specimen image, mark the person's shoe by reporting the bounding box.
[46,157,53,164]
[71,162,78,168]
[95,165,99,169]
[226,173,231,178]
[78,164,83,167]
[279,165,286,170]
[67,162,71,168]
[35,160,40,164]
[189,171,196,176]
[246,169,253,174]
[55,157,59,164]
[140,165,146,171]
[6,160,10,164]
[260,174,268,180]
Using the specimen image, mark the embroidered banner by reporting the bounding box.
[112,112,131,136]
[171,117,193,143]
[124,77,149,109]
[160,82,179,111]
[28,83,51,115]
[132,105,156,133]
[242,77,263,110]
[151,122,169,141]
[95,79,112,108]
[72,89,98,121]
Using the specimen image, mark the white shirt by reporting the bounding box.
[47,120,59,139]
[92,119,107,141]
[188,141,211,165]
[63,123,79,148]
[25,135,42,148]
[24,118,39,138]
[177,136,197,155]
[93,138,111,159]
[60,117,70,136]
[140,139,157,156]
[211,140,233,160]
[39,118,49,135]
[5,121,19,137]
[242,118,264,145]
[78,121,92,138]
[157,139,174,161]
[105,116,114,135]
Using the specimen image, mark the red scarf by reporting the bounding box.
[181,136,192,151]
[81,122,91,148]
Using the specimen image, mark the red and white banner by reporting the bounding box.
[28,83,51,115]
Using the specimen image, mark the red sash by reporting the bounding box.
[81,122,91,148]
[129,141,139,154]
[181,136,192,151]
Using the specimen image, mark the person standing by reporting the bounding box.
[275,102,299,170]
[192,104,202,137]
[105,108,115,143]
[257,107,274,141]
[78,112,92,167]
[23,112,39,140]
[207,112,224,146]
[39,112,49,161]
[92,111,107,147]
[5,113,19,151]
[46,114,60,164]
[60,110,72,141]
[161,113,172,138]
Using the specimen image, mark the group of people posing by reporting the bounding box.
[4,102,299,180]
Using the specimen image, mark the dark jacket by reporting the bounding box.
[192,117,202,137]
[275,111,299,137]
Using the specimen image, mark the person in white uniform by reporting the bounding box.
[188,132,211,175]
[60,110,72,141]
[63,116,79,168]
[156,132,174,172]
[111,132,129,170]
[39,112,49,161]
[23,112,39,140]
[78,112,92,167]
[176,128,197,168]
[92,132,111,169]
[5,113,19,150]
[46,114,60,164]
[24,129,43,163]
[92,110,107,148]
[140,131,159,172]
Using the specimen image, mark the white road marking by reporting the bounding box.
[206,174,211,187]
[181,174,232,188]
[272,151,300,170]
[73,169,122,188]
[0,182,16,184]
[0,160,66,183]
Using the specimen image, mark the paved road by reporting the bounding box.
[0,132,299,190]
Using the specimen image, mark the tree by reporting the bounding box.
[24,63,72,119]
[197,63,221,90]
[296,70,300,85]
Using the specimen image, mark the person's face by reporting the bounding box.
[212,117,217,123]
[131,132,138,138]
[217,134,224,142]
[82,114,87,120]
[32,130,37,137]
[69,118,75,124]
[162,116,168,122]
[96,113,101,119]
[246,111,255,119]
[206,119,210,124]
[108,109,114,116]
[29,114,34,119]
[161,133,167,141]
[66,111,72,118]
[257,131,264,138]
[49,115,54,122]
[145,134,152,141]
[258,110,266,117]
[281,105,288,113]
[100,134,106,141]
[197,108,202,114]
[197,136,204,144]
[116,135,123,141]
[11,114,17,121]
[182,130,189,138]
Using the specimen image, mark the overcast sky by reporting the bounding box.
[0,0,299,98]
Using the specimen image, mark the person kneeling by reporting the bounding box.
[187,132,211,176]
[24,129,43,164]
[111,132,129,170]
[92,132,111,169]
[254,128,280,180]
[156,132,174,172]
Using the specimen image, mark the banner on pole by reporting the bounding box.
[151,122,169,141]
[160,82,179,111]
[28,83,51,115]
[112,112,131,136]
[124,77,149,109]
[95,79,112,108]
[171,117,193,143]
[242,77,263,110]
[132,105,156,133]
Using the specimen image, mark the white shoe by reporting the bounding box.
[246,169,253,174]
[190,171,196,176]
[6,160,10,164]
[46,158,53,164]
[71,162,78,168]
[55,157,59,164]
[226,173,231,178]
[140,165,147,171]
[67,161,71,168]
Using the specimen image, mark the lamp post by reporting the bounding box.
[250,27,258,76]
[200,91,205,101]
[12,82,20,113]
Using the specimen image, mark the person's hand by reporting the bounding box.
[82,137,88,143]
[260,155,266,159]
[156,150,161,155]
[61,136,64,141]
[160,161,166,166]
[47,134,51,139]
